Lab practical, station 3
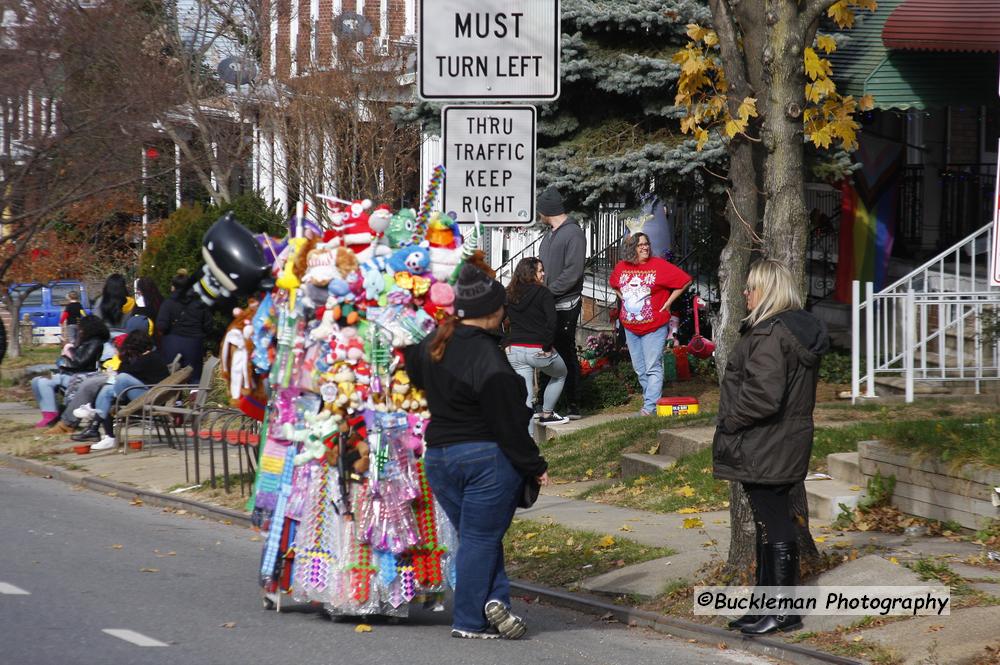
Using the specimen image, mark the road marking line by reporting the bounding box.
[101,629,169,647]
[0,583,30,595]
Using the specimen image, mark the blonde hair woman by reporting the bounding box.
[713,258,830,636]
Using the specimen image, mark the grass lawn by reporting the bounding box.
[543,412,713,482]
[557,406,1000,515]
[503,518,675,588]
[1,344,60,371]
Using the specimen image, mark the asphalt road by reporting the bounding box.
[0,466,775,665]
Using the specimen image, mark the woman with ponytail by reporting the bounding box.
[404,264,548,641]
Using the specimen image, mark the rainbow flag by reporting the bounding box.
[834,135,903,302]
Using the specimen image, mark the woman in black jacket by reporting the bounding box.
[94,273,134,336]
[404,265,548,641]
[504,257,567,426]
[713,259,829,636]
[31,315,109,426]
[157,271,213,381]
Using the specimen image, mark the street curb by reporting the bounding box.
[1,452,858,665]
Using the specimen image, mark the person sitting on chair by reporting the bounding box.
[72,330,169,451]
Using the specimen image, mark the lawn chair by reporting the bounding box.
[112,366,193,452]
[141,356,221,482]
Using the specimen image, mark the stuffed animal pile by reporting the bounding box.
[225,167,491,617]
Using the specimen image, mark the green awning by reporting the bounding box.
[828,0,1000,110]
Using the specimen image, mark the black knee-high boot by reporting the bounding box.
[741,542,803,635]
[727,529,769,629]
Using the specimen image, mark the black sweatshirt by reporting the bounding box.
[404,324,548,478]
[157,292,212,338]
[119,352,169,385]
[504,283,557,351]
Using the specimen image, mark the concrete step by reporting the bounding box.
[620,452,677,480]
[805,477,866,520]
[827,451,862,486]
[874,375,1000,396]
[656,426,716,459]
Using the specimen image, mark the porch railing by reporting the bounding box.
[851,222,1000,402]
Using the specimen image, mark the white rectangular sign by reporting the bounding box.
[419,0,560,100]
[442,105,536,225]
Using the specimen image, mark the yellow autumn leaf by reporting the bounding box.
[598,535,616,548]
[736,97,758,121]
[889,557,899,565]
[523,532,539,540]
[694,127,710,151]
[675,485,696,498]
[814,536,827,543]
[677,507,700,514]
[703,31,719,47]
[858,94,875,111]
[816,34,837,54]
[682,517,704,529]
[565,537,575,547]
[804,48,833,81]
[620,524,634,532]
[355,624,373,633]
[827,1,856,29]
[724,118,746,139]
[686,23,708,43]
[585,468,594,479]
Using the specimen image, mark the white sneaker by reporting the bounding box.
[90,435,116,451]
[73,403,99,421]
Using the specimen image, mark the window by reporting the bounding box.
[12,286,42,306]
[51,284,81,304]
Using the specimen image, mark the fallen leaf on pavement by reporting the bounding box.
[129,498,143,506]
[220,622,236,629]
[927,625,943,632]
[176,509,187,515]
[682,518,704,529]
[139,568,159,573]
[677,507,699,514]
[717,642,728,650]
[889,557,899,565]
[249,536,261,542]
[619,524,633,532]
[355,624,373,633]
[674,485,695,498]
[814,536,826,543]
[111,544,124,549]
[852,636,863,642]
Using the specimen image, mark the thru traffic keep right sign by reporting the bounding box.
[442,105,536,225]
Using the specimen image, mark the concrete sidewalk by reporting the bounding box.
[2,401,999,664]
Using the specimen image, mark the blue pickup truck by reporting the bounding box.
[10,281,91,343]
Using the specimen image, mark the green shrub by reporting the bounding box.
[577,364,640,410]
[140,193,286,293]
[819,350,853,384]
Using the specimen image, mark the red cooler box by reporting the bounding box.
[656,396,699,417]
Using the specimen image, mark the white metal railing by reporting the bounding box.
[851,222,1000,403]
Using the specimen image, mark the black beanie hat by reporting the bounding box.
[536,186,565,216]
[454,264,506,319]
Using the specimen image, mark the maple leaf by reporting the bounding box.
[816,34,837,54]
[858,94,875,112]
[675,485,696,498]
[703,31,719,47]
[682,517,704,529]
[677,507,700,514]
[724,117,747,139]
[804,48,832,81]
[737,97,758,121]
[598,535,616,548]
[694,127,710,151]
[686,23,708,43]
[827,1,856,28]
[354,624,373,633]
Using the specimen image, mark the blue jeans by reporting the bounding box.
[95,373,147,418]
[624,325,669,412]
[423,441,523,633]
[31,373,73,413]
[506,346,567,413]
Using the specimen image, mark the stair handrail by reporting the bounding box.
[494,232,544,284]
[878,222,995,296]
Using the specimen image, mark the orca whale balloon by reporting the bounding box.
[194,213,276,306]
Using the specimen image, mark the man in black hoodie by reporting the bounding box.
[536,187,586,419]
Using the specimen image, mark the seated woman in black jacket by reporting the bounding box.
[72,330,169,450]
[31,315,109,427]
[404,265,548,641]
